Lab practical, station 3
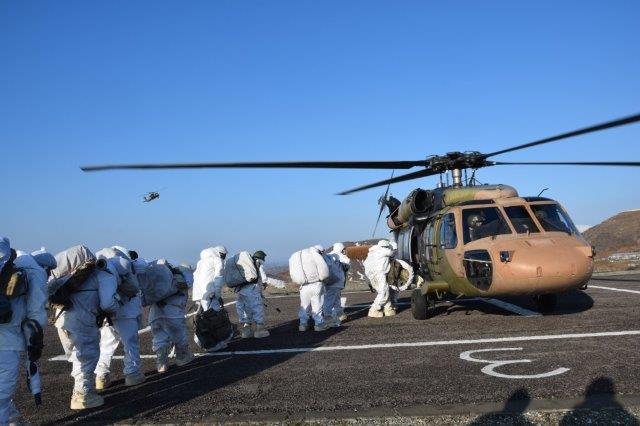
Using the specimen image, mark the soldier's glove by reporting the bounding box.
[22,319,44,362]
[96,310,113,328]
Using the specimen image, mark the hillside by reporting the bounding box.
[583,210,640,259]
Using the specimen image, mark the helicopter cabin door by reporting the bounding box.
[427,213,458,279]
[422,219,439,278]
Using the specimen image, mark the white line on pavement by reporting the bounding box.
[589,285,640,295]
[480,298,541,316]
[48,329,640,361]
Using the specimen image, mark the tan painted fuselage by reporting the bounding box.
[376,185,595,299]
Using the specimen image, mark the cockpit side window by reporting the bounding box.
[462,207,512,244]
[439,213,458,249]
[504,205,540,234]
[530,204,579,234]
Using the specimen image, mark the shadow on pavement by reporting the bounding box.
[560,377,640,425]
[469,388,534,425]
[468,378,638,425]
[500,290,594,317]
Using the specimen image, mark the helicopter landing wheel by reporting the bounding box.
[534,294,557,314]
[411,289,433,320]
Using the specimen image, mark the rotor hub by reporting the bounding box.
[426,151,490,173]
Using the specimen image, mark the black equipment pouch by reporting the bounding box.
[0,250,29,324]
[0,294,11,324]
[192,307,233,350]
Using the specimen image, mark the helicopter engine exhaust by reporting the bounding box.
[389,189,434,229]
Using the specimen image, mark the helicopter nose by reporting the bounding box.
[491,242,594,295]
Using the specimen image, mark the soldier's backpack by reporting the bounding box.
[47,245,100,312]
[325,254,346,286]
[138,260,179,306]
[289,248,330,285]
[223,252,259,288]
[192,306,234,351]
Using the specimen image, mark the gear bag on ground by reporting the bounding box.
[192,306,234,351]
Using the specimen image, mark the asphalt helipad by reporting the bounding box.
[12,274,640,424]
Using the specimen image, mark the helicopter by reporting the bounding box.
[81,113,640,318]
[142,191,160,203]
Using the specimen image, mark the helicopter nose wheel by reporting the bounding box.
[534,294,557,314]
[411,289,435,320]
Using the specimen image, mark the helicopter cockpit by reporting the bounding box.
[462,207,512,243]
[460,200,580,244]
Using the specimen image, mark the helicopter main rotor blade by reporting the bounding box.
[485,113,640,158]
[493,161,640,167]
[372,170,394,237]
[339,168,437,196]
[81,160,428,172]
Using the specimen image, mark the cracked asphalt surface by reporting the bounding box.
[11,274,640,424]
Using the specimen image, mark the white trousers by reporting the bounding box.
[0,350,20,424]
[323,285,343,320]
[151,318,188,353]
[96,318,142,376]
[368,272,391,310]
[235,284,265,325]
[299,282,325,326]
[58,328,100,394]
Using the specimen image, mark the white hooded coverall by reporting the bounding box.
[192,247,226,312]
[149,263,192,357]
[235,261,281,326]
[298,246,328,327]
[322,243,350,323]
[363,240,395,311]
[0,239,47,424]
[53,246,120,395]
[95,252,144,378]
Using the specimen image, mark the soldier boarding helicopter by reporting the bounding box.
[81,113,640,318]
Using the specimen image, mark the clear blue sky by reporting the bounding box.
[2,1,639,264]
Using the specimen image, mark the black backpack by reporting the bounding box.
[0,249,28,324]
[192,306,234,350]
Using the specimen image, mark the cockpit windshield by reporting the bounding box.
[462,207,512,244]
[504,205,540,234]
[530,204,580,234]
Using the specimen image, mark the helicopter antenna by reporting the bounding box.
[537,187,549,197]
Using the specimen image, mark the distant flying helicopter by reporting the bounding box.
[142,191,160,203]
[82,113,640,317]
